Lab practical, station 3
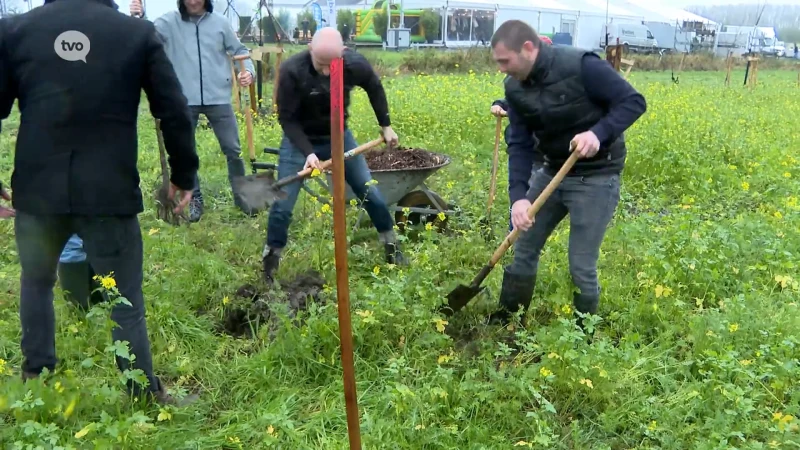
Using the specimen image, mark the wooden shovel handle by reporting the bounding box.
[236,58,256,163]
[486,116,503,215]
[274,137,385,190]
[487,142,580,267]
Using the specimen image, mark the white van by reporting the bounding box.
[601,23,659,53]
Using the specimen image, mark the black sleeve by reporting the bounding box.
[492,98,508,110]
[505,103,537,204]
[346,51,391,128]
[581,54,647,144]
[276,62,315,157]
[140,23,199,191]
[0,19,16,125]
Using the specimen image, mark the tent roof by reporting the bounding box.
[618,0,716,25]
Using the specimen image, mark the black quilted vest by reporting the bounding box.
[504,44,626,176]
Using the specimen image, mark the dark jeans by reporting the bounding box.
[189,104,246,196]
[265,129,395,250]
[507,168,621,297]
[14,212,161,396]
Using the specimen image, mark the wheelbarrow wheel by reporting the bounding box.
[395,190,450,232]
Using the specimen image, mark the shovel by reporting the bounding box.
[233,137,385,212]
[480,115,504,240]
[441,142,580,317]
[233,54,258,175]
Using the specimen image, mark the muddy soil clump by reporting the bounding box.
[365,147,443,171]
[220,270,326,338]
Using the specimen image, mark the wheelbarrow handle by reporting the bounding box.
[273,137,385,190]
[472,141,580,286]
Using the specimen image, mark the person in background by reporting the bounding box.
[489,97,544,233]
[262,28,406,284]
[130,0,256,222]
[488,20,646,332]
[58,235,108,310]
[1,0,199,405]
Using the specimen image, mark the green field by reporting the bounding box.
[1,70,799,448]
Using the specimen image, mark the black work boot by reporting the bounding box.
[488,268,536,326]
[573,291,600,340]
[262,248,281,284]
[58,261,108,311]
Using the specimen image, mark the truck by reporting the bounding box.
[601,23,659,54]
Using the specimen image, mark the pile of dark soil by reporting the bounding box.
[220,270,326,338]
[365,147,444,171]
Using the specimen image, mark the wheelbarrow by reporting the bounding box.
[257,146,457,231]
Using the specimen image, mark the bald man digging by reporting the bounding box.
[261,28,406,283]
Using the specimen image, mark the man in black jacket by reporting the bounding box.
[487,20,646,331]
[0,0,199,405]
[262,28,406,283]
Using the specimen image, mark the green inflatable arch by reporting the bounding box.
[354,0,428,43]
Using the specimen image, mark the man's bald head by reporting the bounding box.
[308,27,344,76]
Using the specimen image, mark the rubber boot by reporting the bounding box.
[379,231,408,266]
[58,261,107,311]
[262,248,281,284]
[384,242,408,266]
[488,267,536,326]
[573,291,600,340]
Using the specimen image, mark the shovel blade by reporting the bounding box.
[440,283,485,316]
[231,173,287,213]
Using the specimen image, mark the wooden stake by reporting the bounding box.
[724,52,733,86]
[486,115,503,217]
[234,55,256,170]
[231,59,241,111]
[621,57,635,79]
[329,56,362,450]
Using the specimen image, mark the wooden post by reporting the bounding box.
[724,51,733,86]
[329,56,362,450]
[273,50,283,109]
[746,56,759,89]
[621,58,635,79]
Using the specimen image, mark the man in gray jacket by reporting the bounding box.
[131,0,256,221]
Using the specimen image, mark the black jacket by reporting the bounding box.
[0,0,199,216]
[276,48,391,157]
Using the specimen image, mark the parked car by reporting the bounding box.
[601,22,659,54]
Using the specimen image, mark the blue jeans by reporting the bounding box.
[507,168,621,297]
[59,234,86,263]
[265,130,395,250]
[189,104,246,196]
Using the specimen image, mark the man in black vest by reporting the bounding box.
[487,20,646,330]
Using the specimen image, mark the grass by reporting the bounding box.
[1,69,800,448]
